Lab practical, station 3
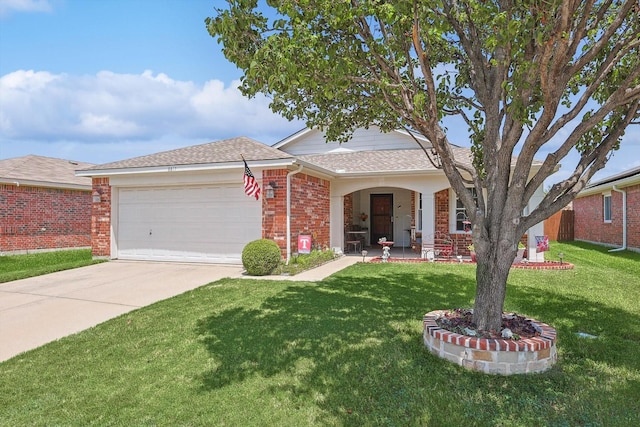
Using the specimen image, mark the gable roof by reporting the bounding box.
[0,155,94,190]
[272,126,431,155]
[76,128,542,179]
[78,137,295,175]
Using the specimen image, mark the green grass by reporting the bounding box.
[0,249,105,283]
[275,248,338,275]
[1,241,638,426]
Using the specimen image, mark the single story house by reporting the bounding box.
[76,127,546,264]
[0,155,94,254]
[574,166,640,252]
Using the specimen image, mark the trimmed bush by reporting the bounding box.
[242,239,282,276]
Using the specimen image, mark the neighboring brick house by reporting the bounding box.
[76,127,547,264]
[574,166,640,252]
[0,155,94,254]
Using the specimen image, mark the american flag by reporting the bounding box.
[243,159,261,200]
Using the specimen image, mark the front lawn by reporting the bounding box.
[0,249,104,283]
[1,242,638,425]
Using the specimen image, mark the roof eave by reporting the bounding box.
[0,177,91,191]
[76,158,297,177]
[577,173,640,197]
[271,128,315,149]
[332,169,443,178]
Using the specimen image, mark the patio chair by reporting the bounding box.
[345,225,364,253]
[345,235,361,253]
[421,231,455,260]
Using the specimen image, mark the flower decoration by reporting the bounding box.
[359,212,368,222]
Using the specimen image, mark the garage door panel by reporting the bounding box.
[117,185,261,263]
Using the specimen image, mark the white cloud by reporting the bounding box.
[0,0,52,17]
[0,69,303,161]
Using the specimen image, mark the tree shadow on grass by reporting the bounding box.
[194,263,640,425]
[196,265,474,389]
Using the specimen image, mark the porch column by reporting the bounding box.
[330,194,345,253]
[422,194,435,246]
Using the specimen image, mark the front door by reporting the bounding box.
[370,194,393,245]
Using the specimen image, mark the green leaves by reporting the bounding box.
[207,0,639,191]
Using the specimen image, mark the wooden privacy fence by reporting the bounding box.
[544,210,574,241]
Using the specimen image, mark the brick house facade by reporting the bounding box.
[78,127,546,264]
[262,169,331,257]
[574,167,640,251]
[1,155,94,254]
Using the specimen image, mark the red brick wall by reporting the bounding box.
[0,184,91,253]
[91,178,111,257]
[435,189,450,234]
[262,169,330,256]
[433,188,530,256]
[410,192,416,228]
[343,193,353,230]
[575,184,640,250]
[262,169,288,252]
[628,184,640,249]
[434,188,472,255]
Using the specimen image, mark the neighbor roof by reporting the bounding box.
[0,155,94,189]
[577,165,640,197]
[79,137,294,173]
[586,165,640,189]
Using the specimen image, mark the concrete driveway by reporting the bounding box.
[0,261,244,362]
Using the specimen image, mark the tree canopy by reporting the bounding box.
[208,0,640,331]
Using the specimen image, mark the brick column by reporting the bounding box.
[91,178,111,257]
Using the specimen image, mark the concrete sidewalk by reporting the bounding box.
[0,255,363,362]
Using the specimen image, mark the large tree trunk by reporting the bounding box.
[472,240,516,331]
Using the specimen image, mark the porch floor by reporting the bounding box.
[344,245,472,262]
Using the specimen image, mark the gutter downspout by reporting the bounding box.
[286,164,304,264]
[609,185,627,252]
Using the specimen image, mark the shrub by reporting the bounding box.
[275,249,338,276]
[242,239,282,276]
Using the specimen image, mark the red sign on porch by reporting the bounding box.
[298,235,312,254]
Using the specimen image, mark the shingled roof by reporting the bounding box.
[0,155,94,189]
[77,133,541,177]
[81,136,294,171]
[297,146,474,174]
[586,165,640,189]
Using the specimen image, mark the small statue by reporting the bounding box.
[382,245,391,262]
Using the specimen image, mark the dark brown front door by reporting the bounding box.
[370,194,393,245]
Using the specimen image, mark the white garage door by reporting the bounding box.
[117,185,261,263]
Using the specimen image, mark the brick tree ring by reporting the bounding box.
[423,310,557,375]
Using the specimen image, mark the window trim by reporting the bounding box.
[451,188,478,233]
[603,192,612,223]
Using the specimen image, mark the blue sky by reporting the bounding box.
[1,0,638,184]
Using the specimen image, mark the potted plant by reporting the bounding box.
[467,244,476,262]
[359,212,368,225]
[514,242,526,263]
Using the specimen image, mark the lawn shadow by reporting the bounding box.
[195,266,474,386]
[194,262,640,424]
[195,264,476,423]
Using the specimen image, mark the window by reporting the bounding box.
[455,188,478,232]
[417,193,423,231]
[603,193,612,222]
